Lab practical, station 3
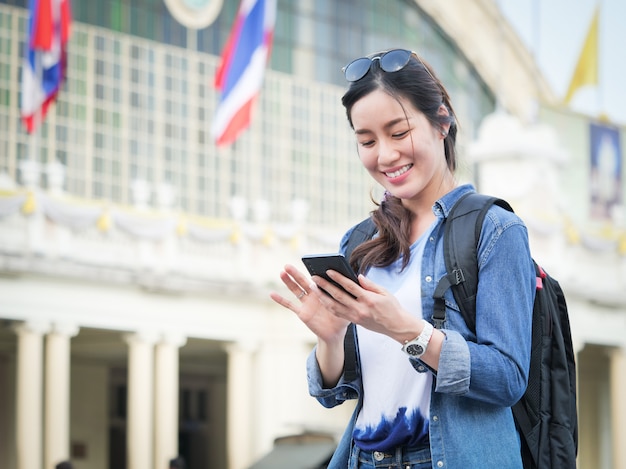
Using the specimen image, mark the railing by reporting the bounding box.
[0,183,344,296]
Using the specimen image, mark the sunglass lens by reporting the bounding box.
[344,57,372,82]
[380,49,411,73]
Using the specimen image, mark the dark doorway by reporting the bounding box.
[109,426,126,469]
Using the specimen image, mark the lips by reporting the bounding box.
[384,164,413,178]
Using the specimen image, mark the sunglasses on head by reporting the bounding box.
[342,48,436,83]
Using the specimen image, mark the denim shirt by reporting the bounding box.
[306,184,536,469]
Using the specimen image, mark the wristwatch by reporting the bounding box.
[401,320,434,358]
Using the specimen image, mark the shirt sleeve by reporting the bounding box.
[434,213,535,407]
[306,346,361,408]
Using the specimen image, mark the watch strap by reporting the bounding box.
[401,320,434,358]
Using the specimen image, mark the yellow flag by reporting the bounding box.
[563,6,599,104]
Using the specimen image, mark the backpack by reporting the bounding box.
[343,192,578,469]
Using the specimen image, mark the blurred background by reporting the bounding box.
[0,0,624,468]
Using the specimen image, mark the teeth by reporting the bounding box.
[385,164,412,178]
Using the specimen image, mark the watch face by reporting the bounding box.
[406,344,424,356]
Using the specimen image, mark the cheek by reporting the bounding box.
[357,148,378,173]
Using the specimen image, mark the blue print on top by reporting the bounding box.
[353,406,430,451]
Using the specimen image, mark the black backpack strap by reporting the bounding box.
[342,217,377,383]
[343,217,377,266]
[432,192,513,331]
[343,323,359,383]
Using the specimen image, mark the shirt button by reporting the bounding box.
[429,236,434,242]
[437,461,444,467]
[432,415,438,422]
[374,451,385,461]
[425,276,432,282]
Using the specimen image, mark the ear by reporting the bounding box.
[437,104,451,138]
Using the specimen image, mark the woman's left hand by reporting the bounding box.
[314,270,420,341]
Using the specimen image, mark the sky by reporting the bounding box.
[498,0,626,125]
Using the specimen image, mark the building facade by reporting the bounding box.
[0,1,624,469]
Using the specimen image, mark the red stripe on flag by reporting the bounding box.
[264,30,274,58]
[30,0,54,50]
[215,96,257,147]
[22,97,55,133]
[60,0,71,43]
[214,15,245,90]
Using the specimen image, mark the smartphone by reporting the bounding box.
[301,253,359,297]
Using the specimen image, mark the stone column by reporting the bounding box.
[19,159,44,255]
[153,334,186,469]
[45,161,66,196]
[610,346,626,469]
[125,332,156,469]
[44,323,79,469]
[15,321,49,469]
[225,342,257,469]
[19,159,41,189]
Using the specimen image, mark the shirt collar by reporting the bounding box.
[433,184,476,217]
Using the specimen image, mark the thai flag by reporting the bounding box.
[20,0,71,134]
[211,0,276,147]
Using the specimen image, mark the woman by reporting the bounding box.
[270,49,535,469]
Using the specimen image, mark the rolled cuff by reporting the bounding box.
[433,329,471,395]
[306,347,360,408]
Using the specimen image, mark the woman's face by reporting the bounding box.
[349,89,451,208]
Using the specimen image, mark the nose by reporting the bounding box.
[377,137,400,165]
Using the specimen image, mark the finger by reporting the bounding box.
[284,264,312,284]
[306,281,324,299]
[325,270,361,298]
[356,273,386,294]
[269,291,305,313]
[311,275,353,306]
[270,291,297,307]
[279,270,309,297]
[269,291,291,309]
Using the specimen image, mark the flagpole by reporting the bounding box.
[563,4,599,107]
[596,0,603,117]
[530,0,541,122]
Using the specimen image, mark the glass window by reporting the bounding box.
[0,0,495,227]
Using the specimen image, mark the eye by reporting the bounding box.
[358,139,375,148]
[392,129,410,139]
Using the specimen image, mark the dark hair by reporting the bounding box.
[342,51,458,273]
[55,462,73,469]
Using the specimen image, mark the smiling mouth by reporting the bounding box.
[385,164,413,178]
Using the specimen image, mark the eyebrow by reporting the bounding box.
[354,116,412,135]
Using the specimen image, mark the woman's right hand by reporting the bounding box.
[270,264,354,387]
[269,264,350,343]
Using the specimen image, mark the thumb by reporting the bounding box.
[357,274,386,294]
